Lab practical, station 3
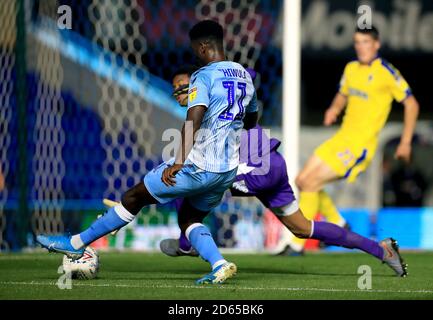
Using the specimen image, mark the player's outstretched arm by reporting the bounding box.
[394,95,419,163]
[243,111,258,130]
[324,93,347,126]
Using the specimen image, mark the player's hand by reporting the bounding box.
[394,142,411,163]
[0,173,4,192]
[323,107,339,126]
[161,164,183,186]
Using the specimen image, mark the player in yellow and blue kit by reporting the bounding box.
[284,26,420,255]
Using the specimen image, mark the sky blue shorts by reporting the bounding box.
[143,159,237,212]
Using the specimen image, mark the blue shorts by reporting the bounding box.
[143,159,237,212]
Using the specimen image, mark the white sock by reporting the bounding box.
[212,259,227,270]
[71,234,85,250]
[115,203,135,222]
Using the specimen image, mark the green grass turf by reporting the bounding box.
[1,251,433,300]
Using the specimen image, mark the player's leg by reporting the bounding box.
[185,217,237,284]
[272,206,407,276]
[73,182,157,249]
[296,154,340,196]
[160,198,205,257]
[156,164,237,283]
[178,199,226,269]
[175,199,201,255]
[36,181,159,258]
[183,170,237,284]
[318,190,346,227]
[287,154,340,252]
[316,190,349,249]
[159,197,215,257]
[36,159,181,258]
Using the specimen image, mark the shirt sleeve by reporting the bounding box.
[338,64,350,96]
[187,72,210,110]
[388,68,412,103]
[245,91,258,113]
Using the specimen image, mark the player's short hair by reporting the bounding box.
[172,65,198,79]
[189,20,224,47]
[355,25,380,40]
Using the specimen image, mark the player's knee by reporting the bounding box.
[120,189,135,210]
[296,175,320,192]
[295,175,309,191]
[120,183,153,214]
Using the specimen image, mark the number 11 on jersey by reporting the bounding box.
[219,81,247,121]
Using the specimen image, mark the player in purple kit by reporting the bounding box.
[160,65,408,278]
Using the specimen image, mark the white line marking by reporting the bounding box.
[1,281,432,294]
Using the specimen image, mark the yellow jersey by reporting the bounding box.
[337,57,412,145]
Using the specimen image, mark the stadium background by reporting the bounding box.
[0,0,432,253]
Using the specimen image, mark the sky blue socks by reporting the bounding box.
[186,223,226,270]
[72,204,135,249]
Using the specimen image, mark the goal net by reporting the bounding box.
[0,0,285,252]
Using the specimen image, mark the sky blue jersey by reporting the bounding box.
[186,61,258,173]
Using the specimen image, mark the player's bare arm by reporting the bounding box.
[162,105,207,186]
[324,93,347,126]
[395,95,420,163]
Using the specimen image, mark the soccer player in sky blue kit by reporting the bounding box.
[159,65,408,279]
[36,20,259,284]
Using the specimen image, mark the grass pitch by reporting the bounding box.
[1,251,433,300]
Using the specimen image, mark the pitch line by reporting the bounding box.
[1,281,433,294]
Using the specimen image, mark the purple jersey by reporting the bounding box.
[232,124,296,208]
[239,124,281,166]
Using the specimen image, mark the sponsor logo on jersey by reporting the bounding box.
[349,88,369,100]
[188,87,197,102]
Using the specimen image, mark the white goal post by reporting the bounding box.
[283,0,302,192]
